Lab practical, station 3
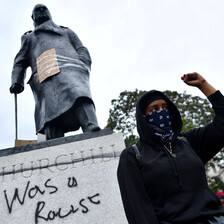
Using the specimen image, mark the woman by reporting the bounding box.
[117,73,224,224]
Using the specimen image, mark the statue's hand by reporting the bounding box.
[10,83,24,94]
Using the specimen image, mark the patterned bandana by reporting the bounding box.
[145,110,173,133]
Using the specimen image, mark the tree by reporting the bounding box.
[106,89,224,191]
[207,176,224,193]
[106,89,145,146]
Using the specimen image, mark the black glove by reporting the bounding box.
[10,83,24,94]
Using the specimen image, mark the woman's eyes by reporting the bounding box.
[151,105,168,112]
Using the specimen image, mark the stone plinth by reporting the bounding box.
[0,129,127,224]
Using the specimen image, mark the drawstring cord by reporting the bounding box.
[163,143,183,187]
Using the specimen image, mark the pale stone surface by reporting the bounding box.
[0,131,128,224]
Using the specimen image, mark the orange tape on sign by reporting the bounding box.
[36,48,60,83]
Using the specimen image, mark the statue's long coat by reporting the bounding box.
[11,20,93,134]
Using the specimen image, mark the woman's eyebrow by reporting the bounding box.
[148,105,158,109]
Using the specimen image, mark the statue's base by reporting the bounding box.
[0,129,128,224]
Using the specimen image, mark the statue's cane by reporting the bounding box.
[13,93,37,146]
[14,93,18,140]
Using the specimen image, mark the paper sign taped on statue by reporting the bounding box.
[36,48,60,83]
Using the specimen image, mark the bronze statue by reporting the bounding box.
[10,4,100,140]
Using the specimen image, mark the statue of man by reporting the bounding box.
[10,4,100,140]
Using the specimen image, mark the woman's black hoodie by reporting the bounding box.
[117,90,224,224]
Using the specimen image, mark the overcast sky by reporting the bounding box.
[1,0,224,149]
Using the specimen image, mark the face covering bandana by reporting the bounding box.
[145,110,173,133]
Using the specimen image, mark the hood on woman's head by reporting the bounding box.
[140,91,168,115]
[136,90,182,142]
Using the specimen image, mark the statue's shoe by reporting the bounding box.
[85,124,101,132]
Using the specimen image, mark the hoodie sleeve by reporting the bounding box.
[117,147,159,224]
[183,90,224,164]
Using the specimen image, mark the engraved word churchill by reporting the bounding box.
[0,144,118,183]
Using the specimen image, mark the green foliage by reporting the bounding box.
[124,135,139,147]
[107,89,146,138]
[207,176,224,193]
[182,118,195,131]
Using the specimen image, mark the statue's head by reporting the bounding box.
[31,4,52,27]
